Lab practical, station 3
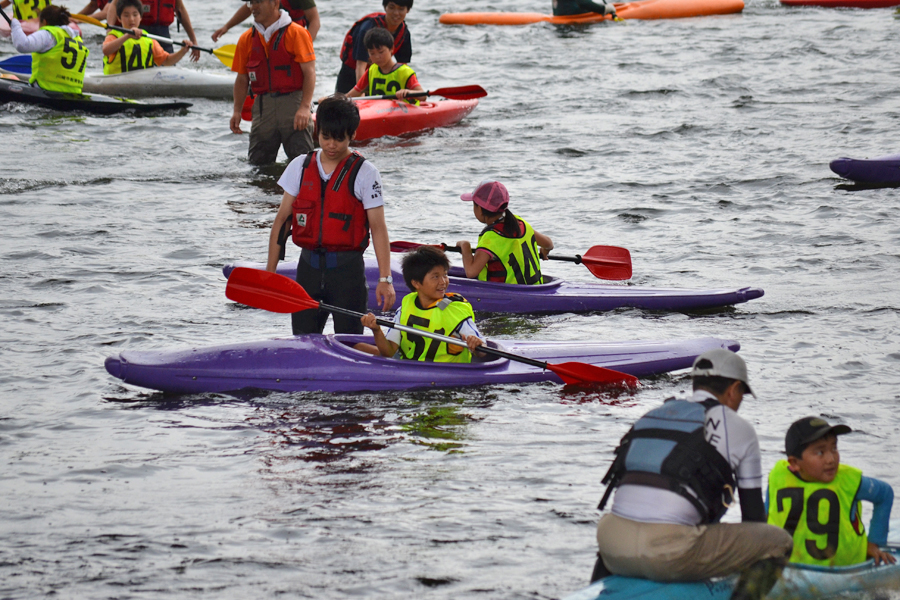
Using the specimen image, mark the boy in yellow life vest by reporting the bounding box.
[455,181,555,285]
[9,5,88,94]
[767,416,896,567]
[357,246,485,362]
[102,0,193,75]
[344,26,423,104]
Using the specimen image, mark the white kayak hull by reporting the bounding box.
[81,67,234,99]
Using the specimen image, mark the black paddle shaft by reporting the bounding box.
[0,8,12,24]
[319,301,551,370]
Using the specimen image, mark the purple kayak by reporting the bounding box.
[222,260,764,314]
[830,153,900,184]
[105,335,739,394]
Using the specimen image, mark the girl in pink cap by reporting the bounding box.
[456,180,554,285]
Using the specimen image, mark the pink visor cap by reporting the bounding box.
[460,180,510,213]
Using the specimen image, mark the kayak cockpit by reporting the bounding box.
[330,334,507,368]
[446,266,563,290]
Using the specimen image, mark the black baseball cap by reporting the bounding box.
[785,416,852,457]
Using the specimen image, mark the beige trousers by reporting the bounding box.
[596,513,793,581]
[248,90,315,166]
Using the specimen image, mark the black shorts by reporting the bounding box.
[292,250,368,335]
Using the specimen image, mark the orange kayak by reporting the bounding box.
[439,0,743,24]
[351,98,479,141]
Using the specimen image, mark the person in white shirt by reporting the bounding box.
[592,349,793,600]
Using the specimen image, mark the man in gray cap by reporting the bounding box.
[592,349,793,600]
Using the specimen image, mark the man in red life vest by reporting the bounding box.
[335,0,413,94]
[230,0,316,166]
[106,0,200,58]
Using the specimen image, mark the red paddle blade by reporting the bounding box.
[389,240,440,252]
[428,85,487,100]
[547,362,639,387]
[241,95,254,121]
[225,267,319,313]
[580,246,632,280]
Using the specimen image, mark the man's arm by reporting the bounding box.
[266,193,295,272]
[304,6,319,40]
[293,59,315,131]
[231,72,250,134]
[366,205,396,311]
[174,0,201,61]
[212,5,250,41]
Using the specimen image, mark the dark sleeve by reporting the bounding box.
[739,487,767,522]
[352,19,374,63]
[394,27,412,63]
[287,0,315,9]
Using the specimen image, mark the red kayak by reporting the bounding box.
[351,98,478,141]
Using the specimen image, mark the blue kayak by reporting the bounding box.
[562,547,900,600]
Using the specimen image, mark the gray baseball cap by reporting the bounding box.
[690,349,755,397]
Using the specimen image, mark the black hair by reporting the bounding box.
[116,0,144,18]
[692,375,744,396]
[383,0,414,9]
[481,206,519,238]
[315,95,360,141]
[40,4,71,26]
[363,27,394,51]
[401,246,449,291]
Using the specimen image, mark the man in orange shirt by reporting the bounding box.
[230,0,316,165]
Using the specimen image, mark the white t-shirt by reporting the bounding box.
[610,389,763,526]
[278,150,384,211]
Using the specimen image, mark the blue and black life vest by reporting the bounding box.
[598,398,736,524]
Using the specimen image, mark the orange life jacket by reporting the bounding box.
[291,151,370,252]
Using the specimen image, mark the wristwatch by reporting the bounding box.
[378,276,393,284]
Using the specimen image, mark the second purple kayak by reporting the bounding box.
[222,259,764,314]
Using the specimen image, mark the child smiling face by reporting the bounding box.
[788,434,840,483]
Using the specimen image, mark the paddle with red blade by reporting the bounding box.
[353,85,487,101]
[225,267,639,387]
[389,241,633,281]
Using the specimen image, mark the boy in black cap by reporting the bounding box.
[767,417,895,566]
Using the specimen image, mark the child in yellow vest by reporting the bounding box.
[344,26,423,104]
[102,0,193,75]
[357,246,485,362]
[767,416,896,567]
[456,180,554,285]
[9,5,88,94]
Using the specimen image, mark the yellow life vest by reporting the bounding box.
[366,63,420,105]
[767,460,868,566]
[104,30,156,75]
[14,0,51,21]
[397,292,476,364]
[30,26,89,94]
[476,215,544,285]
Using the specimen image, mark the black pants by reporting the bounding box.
[144,24,173,53]
[334,63,359,95]
[292,251,367,335]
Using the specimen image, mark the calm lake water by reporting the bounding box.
[1,0,899,597]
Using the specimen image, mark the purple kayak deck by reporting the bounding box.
[222,259,764,315]
[830,153,900,184]
[105,335,739,394]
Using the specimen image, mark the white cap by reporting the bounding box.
[690,349,754,397]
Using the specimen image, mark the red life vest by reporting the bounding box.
[280,0,309,27]
[97,0,109,9]
[138,0,175,27]
[246,25,306,95]
[291,151,370,252]
[339,12,407,69]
